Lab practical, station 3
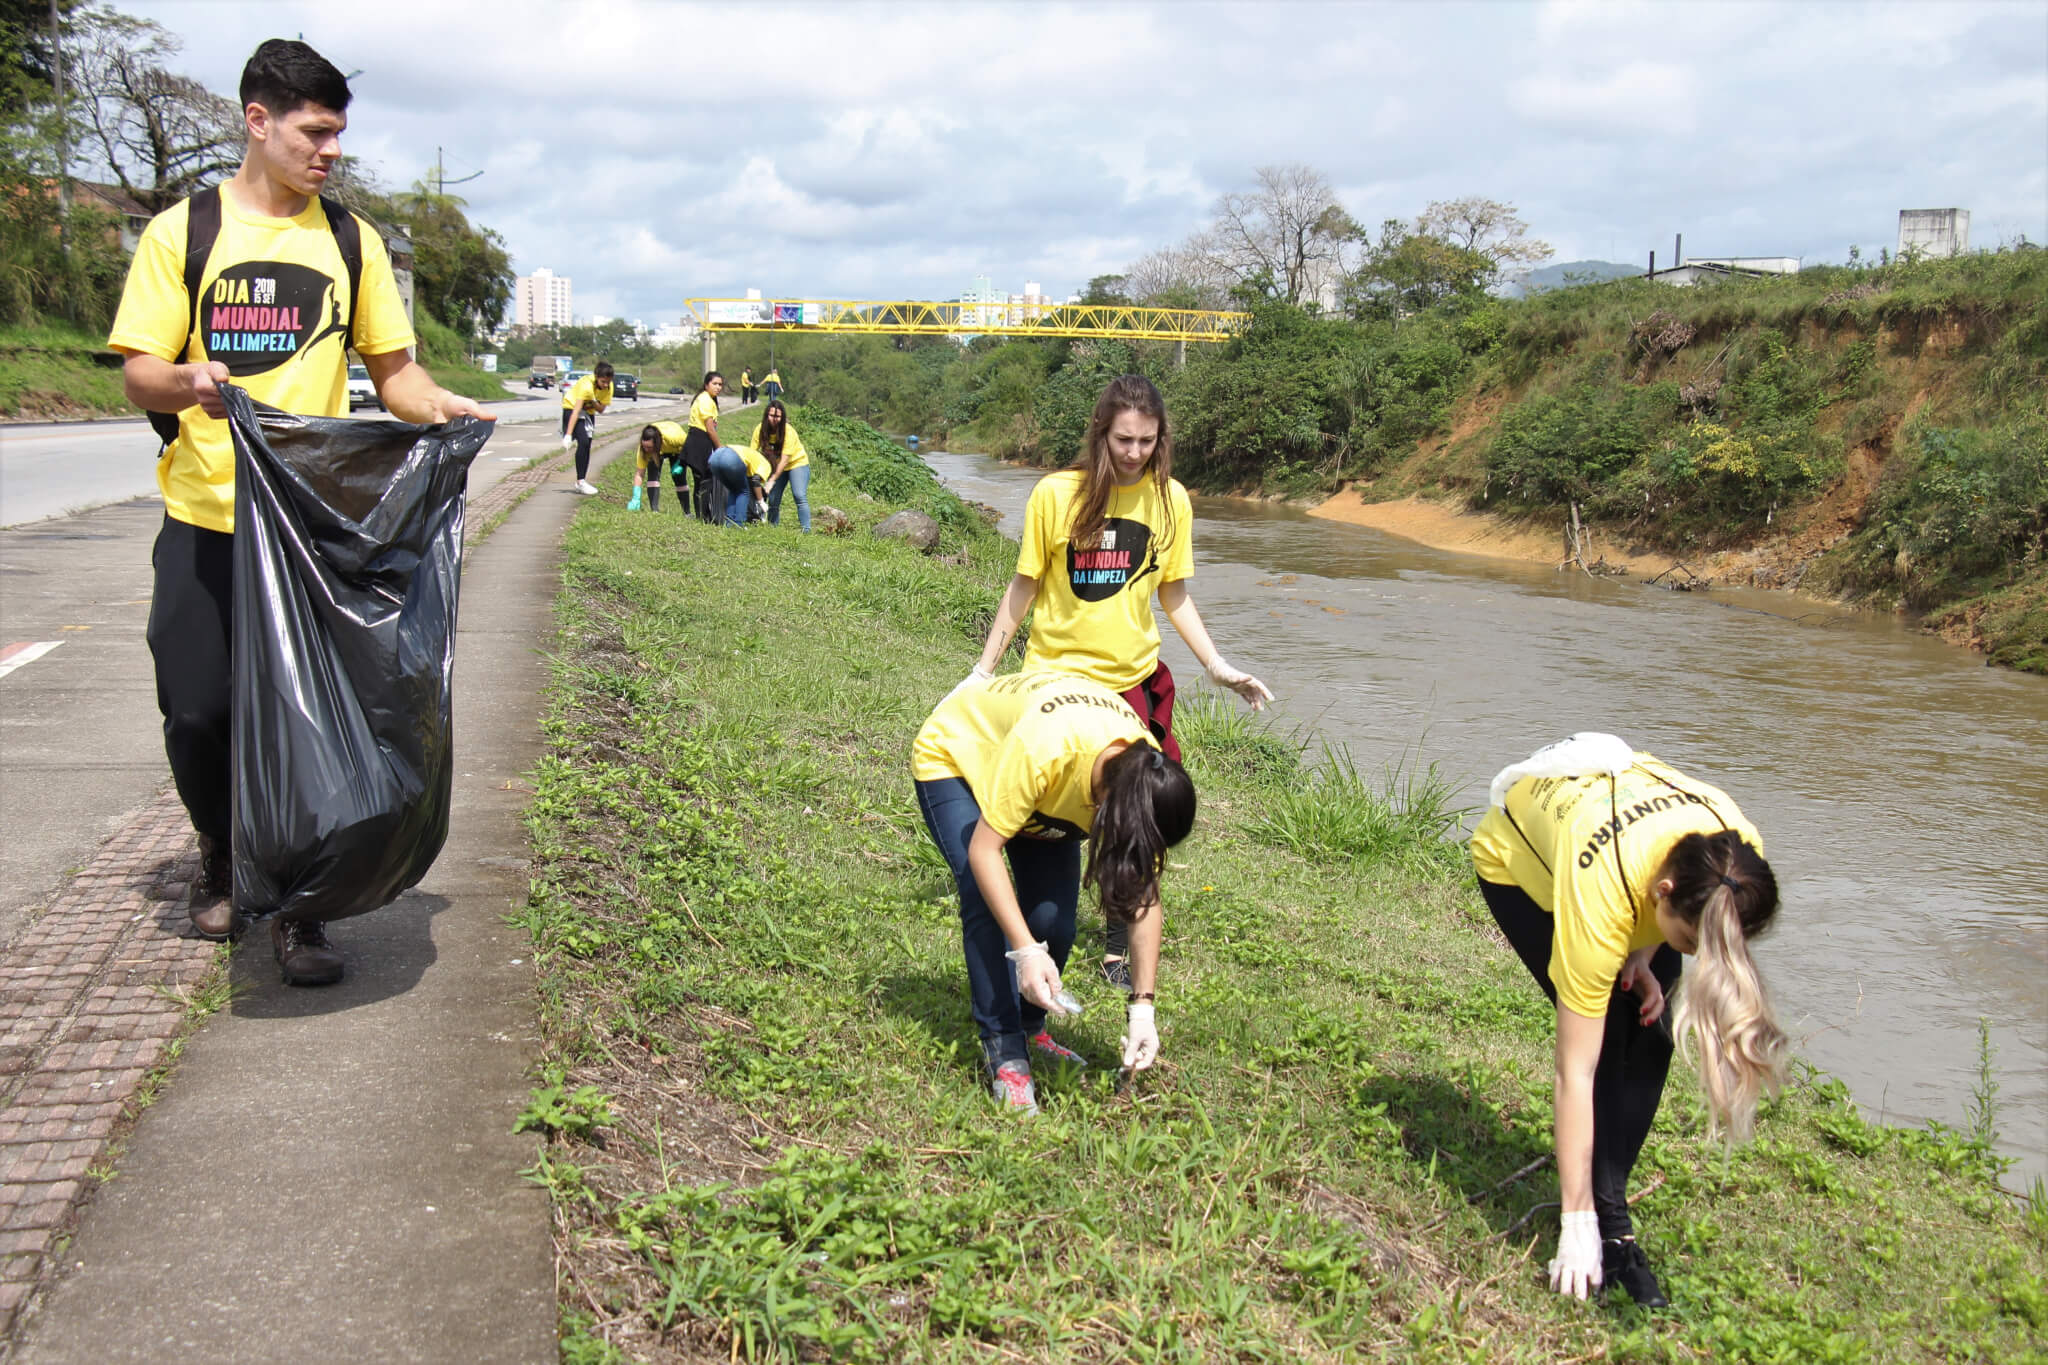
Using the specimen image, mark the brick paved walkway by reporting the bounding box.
[0,436,585,1342]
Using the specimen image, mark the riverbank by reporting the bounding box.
[522,405,2044,1362]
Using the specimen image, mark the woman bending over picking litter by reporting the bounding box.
[960,374,1270,990]
[748,398,812,531]
[913,671,1196,1114]
[1470,734,1788,1307]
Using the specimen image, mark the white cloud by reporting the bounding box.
[111,0,2048,320]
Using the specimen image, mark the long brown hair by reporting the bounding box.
[1066,374,1175,553]
[1663,830,1787,1140]
[756,399,788,460]
[1085,742,1196,922]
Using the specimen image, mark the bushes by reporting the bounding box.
[1168,300,1360,491]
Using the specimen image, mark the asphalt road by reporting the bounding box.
[0,381,692,527]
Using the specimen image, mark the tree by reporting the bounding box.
[396,185,513,340]
[1122,243,1231,310]
[1414,196,1552,270]
[1343,219,1498,322]
[68,5,239,213]
[1081,273,1129,305]
[1198,163,1362,309]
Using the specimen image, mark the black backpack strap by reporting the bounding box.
[149,186,222,449]
[317,196,363,351]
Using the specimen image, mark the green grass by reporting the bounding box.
[521,415,2046,1362]
[0,322,135,419]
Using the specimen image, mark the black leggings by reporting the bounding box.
[1479,878,1681,1240]
[147,515,235,844]
[561,408,592,480]
[680,428,719,523]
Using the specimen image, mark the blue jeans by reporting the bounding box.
[707,447,751,525]
[768,464,811,532]
[914,777,1079,1069]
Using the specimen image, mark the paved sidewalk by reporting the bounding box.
[0,423,643,1360]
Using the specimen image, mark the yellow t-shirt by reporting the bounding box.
[108,191,414,533]
[689,391,719,435]
[639,420,688,476]
[1016,471,1195,690]
[561,374,611,414]
[746,422,808,472]
[740,370,752,386]
[763,370,781,386]
[1470,753,1763,1018]
[912,672,1152,841]
[738,445,771,482]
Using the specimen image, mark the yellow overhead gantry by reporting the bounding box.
[683,298,1247,343]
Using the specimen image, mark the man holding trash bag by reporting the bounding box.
[108,38,492,985]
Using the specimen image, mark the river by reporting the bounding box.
[921,448,2048,1187]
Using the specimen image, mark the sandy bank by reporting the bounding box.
[1307,489,1684,577]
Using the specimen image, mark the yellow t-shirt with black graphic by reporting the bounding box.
[689,391,719,435]
[108,191,414,534]
[1016,471,1195,690]
[1469,753,1763,1018]
[745,422,808,472]
[639,420,688,477]
[912,672,1152,841]
[561,373,611,414]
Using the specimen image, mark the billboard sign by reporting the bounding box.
[706,300,768,326]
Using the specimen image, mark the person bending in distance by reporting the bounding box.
[631,421,690,512]
[1470,735,1788,1307]
[958,375,1270,990]
[108,38,492,985]
[913,672,1195,1114]
[560,359,613,495]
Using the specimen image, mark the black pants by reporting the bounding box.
[1478,878,1681,1240]
[681,428,718,523]
[561,408,592,480]
[147,515,234,845]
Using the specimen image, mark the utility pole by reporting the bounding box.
[49,0,71,269]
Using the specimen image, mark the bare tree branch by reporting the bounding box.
[1415,196,1553,268]
[67,5,240,213]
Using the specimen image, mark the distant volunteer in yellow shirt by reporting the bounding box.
[964,374,1270,987]
[107,37,490,982]
[912,672,1196,1115]
[746,399,812,531]
[679,371,724,523]
[630,420,689,512]
[1470,737,1786,1308]
[559,360,613,495]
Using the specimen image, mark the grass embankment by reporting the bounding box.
[0,323,135,419]
[1354,251,2048,673]
[521,408,2046,1362]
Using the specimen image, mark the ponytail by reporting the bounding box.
[1085,743,1196,923]
[1665,832,1787,1140]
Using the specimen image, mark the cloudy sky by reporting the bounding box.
[119,0,2047,327]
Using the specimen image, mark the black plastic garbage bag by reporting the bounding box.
[223,384,491,925]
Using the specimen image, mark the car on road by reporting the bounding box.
[527,371,554,389]
[612,373,639,401]
[347,363,381,411]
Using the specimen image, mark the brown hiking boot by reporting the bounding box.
[189,834,237,940]
[272,918,344,987]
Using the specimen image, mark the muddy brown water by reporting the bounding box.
[925,449,2048,1186]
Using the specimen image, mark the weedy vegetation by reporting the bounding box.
[519,408,2046,1361]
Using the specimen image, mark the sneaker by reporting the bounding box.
[1601,1238,1669,1308]
[575,479,599,496]
[1028,1030,1087,1068]
[272,917,345,987]
[1098,956,1133,992]
[189,833,237,940]
[989,1060,1038,1116]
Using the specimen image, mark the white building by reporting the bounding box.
[1898,209,1969,259]
[514,268,573,329]
[1006,281,1053,325]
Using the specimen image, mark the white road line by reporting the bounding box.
[0,640,64,679]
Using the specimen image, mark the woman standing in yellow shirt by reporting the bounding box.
[1469,737,1787,1308]
[913,672,1196,1114]
[962,374,1271,987]
[747,399,812,532]
[681,371,724,523]
[559,360,613,496]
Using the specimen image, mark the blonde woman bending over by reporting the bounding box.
[1470,738,1787,1308]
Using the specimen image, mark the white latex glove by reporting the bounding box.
[1548,1210,1603,1300]
[1121,1002,1159,1071]
[943,664,994,705]
[1005,941,1062,1011]
[560,431,575,451]
[1204,655,1274,711]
